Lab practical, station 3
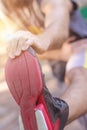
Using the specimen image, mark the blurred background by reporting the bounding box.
[0,0,87,130]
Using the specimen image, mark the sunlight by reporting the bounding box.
[0,10,17,43]
[0,10,18,83]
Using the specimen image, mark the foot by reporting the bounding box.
[5,47,69,130]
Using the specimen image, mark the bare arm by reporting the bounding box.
[37,49,62,60]
[61,67,87,124]
[7,0,73,58]
[38,38,87,61]
[36,0,73,51]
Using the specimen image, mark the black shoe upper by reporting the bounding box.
[42,86,69,130]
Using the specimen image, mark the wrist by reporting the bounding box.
[37,34,51,51]
[31,35,48,54]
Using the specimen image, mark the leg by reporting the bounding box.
[5,47,68,130]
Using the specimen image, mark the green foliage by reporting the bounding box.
[80,6,87,19]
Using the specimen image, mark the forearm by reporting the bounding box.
[37,49,62,60]
[37,0,73,51]
[61,68,87,124]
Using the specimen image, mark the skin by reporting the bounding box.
[37,36,76,61]
[2,0,87,125]
[38,38,87,61]
[6,0,73,58]
[62,67,87,124]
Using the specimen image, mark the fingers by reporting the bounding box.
[64,36,77,44]
[8,38,29,58]
[67,36,77,43]
[7,31,35,59]
[22,39,33,51]
[72,39,87,53]
[15,39,24,56]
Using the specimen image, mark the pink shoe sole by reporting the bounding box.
[5,48,68,130]
[5,48,43,130]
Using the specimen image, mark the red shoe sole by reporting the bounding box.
[5,48,60,130]
[5,49,43,130]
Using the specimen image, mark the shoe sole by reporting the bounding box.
[5,48,52,130]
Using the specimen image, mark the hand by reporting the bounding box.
[71,38,87,54]
[60,36,76,61]
[7,31,45,59]
[61,38,87,61]
[7,31,35,58]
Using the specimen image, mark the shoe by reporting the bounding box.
[5,47,69,130]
